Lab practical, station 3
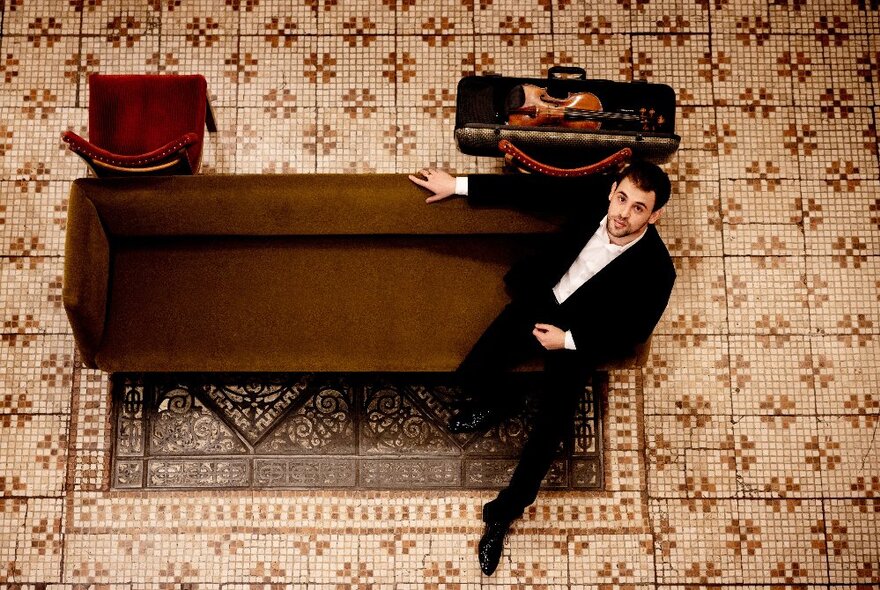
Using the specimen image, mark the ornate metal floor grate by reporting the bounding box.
[111,373,604,491]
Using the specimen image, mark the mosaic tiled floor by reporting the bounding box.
[110,372,603,491]
[2,0,880,586]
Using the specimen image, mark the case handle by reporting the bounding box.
[548,66,587,80]
[498,139,632,178]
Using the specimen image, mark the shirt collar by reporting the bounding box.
[597,215,647,252]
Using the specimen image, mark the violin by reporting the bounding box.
[506,84,648,130]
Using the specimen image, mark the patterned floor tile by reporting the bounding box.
[1,0,879,585]
[734,416,823,498]
[806,255,880,338]
[396,0,476,37]
[802,179,880,257]
[1,256,69,337]
[551,33,633,82]
[0,333,74,415]
[656,256,727,334]
[235,106,317,174]
[826,498,880,584]
[729,335,816,416]
[632,0,710,33]
[15,497,65,583]
[643,334,730,416]
[472,34,555,79]
[472,0,552,37]
[645,413,735,499]
[817,415,880,498]
[726,255,810,335]
[0,414,68,497]
[720,178,803,226]
[810,334,880,416]
[0,109,85,182]
[569,532,655,585]
[0,498,26,582]
[736,498,829,584]
[240,0,318,36]
[652,498,742,584]
[632,34,713,105]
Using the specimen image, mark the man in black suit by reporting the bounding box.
[409,161,676,575]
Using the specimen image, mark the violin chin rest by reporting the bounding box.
[504,85,527,114]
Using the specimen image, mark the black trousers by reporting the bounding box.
[456,291,593,524]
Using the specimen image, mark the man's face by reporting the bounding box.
[606,177,664,246]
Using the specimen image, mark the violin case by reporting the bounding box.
[454,67,680,168]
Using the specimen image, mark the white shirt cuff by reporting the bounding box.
[454,176,469,196]
[564,330,576,350]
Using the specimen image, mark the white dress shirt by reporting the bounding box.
[454,177,645,350]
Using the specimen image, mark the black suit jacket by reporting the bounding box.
[468,173,676,365]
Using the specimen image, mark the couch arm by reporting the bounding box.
[63,183,110,368]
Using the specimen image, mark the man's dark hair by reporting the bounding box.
[617,160,671,211]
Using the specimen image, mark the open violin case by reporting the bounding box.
[454,67,680,169]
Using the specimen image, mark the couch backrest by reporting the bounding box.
[71,174,563,238]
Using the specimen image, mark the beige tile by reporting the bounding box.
[726,255,810,335]
[803,179,880,257]
[712,33,793,107]
[237,34,317,108]
[737,498,829,584]
[0,414,68,497]
[629,0,709,33]
[734,416,823,498]
[811,334,880,416]
[0,35,79,110]
[569,533,655,585]
[473,0,552,37]
[652,498,742,584]
[826,498,880,584]
[720,178,803,226]
[0,498,27,582]
[817,415,880,498]
[15,497,64,583]
[396,0,476,36]
[729,335,816,416]
[807,255,880,338]
[0,333,74,415]
[643,335,730,415]
[0,109,85,182]
[661,151,723,256]
[632,34,713,105]
[0,181,71,257]
[550,34,633,81]
[317,0,397,36]
[657,257,728,334]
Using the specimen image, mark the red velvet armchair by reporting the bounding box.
[62,74,217,176]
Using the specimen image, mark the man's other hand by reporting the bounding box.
[533,324,566,350]
[408,167,457,203]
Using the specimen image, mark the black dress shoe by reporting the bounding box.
[478,520,510,576]
[447,407,499,433]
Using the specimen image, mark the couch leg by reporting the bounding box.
[205,97,218,133]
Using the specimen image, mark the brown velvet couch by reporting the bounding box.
[65,174,650,373]
[63,174,563,372]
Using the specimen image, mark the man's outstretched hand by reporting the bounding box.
[408,167,457,203]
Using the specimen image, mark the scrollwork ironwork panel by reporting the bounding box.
[361,383,460,456]
[200,374,312,445]
[152,384,249,456]
[110,372,604,491]
[255,381,355,455]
